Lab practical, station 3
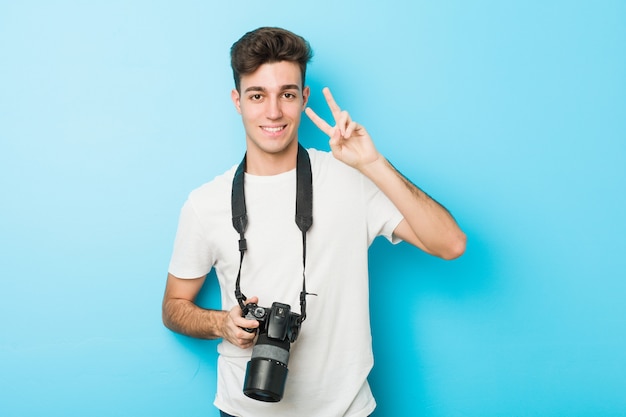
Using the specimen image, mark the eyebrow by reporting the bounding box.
[244,84,301,93]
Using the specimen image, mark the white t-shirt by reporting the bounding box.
[169,148,403,417]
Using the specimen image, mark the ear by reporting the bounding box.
[231,88,242,114]
[302,86,310,110]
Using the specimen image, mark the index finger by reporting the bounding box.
[305,106,333,136]
[230,304,259,330]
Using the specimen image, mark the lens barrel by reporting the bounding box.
[243,334,290,402]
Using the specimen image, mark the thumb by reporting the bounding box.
[245,296,259,306]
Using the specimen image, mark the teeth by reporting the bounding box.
[263,126,285,133]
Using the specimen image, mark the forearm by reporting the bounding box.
[162,298,227,340]
[360,155,466,259]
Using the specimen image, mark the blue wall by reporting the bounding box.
[1,1,625,416]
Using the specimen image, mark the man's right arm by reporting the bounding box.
[161,273,259,349]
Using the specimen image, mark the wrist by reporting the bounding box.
[358,152,387,178]
[215,309,230,339]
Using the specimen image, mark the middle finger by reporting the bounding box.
[322,87,342,121]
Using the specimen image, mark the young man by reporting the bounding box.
[163,27,466,417]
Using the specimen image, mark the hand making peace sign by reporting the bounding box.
[305,87,381,171]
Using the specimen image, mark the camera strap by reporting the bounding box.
[231,143,314,324]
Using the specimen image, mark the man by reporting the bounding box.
[163,27,466,417]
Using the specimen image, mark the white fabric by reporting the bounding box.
[169,149,403,417]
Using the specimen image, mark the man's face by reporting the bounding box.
[231,61,310,161]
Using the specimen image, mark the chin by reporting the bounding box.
[253,137,297,155]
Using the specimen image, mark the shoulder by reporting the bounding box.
[307,148,357,175]
[306,147,362,183]
[186,164,238,208]
[306,147,334,167]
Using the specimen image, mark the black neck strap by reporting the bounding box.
[231,143,314,323]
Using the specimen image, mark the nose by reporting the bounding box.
[266,96,283,120]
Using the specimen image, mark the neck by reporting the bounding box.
[245,141,299,176]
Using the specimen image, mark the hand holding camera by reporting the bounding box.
[221,297,259,350]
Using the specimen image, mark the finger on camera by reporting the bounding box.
[240,316,260,330]
[244,296,259,305]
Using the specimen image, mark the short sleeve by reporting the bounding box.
[168,198,215,279]
[362,175,404,245]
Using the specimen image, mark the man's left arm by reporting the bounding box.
[305,87,466,260]
[359,155,466,259]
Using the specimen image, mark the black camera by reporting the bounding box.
[242,302,302,402]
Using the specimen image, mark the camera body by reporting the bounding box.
[242,302,302,402]
[243,302,301,342]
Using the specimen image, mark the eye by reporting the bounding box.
[250,94,263,101]
[283,92,297,100]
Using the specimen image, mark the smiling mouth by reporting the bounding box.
[261,125,287,133]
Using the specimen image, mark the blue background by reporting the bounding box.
[1,1,625,416]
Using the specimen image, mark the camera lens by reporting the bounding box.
[243,334,290,402]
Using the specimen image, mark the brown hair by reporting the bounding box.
[230,27,313,91]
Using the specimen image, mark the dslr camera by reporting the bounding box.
[242,301,302,402]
